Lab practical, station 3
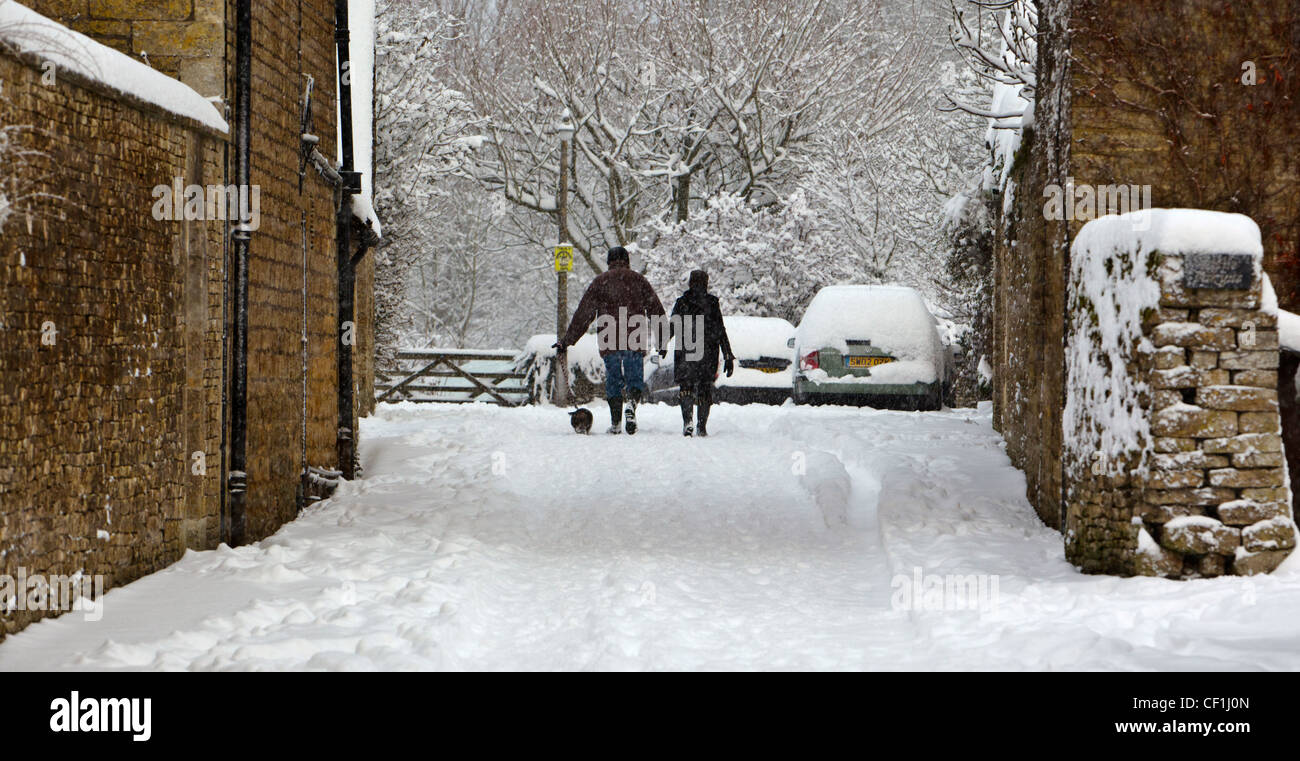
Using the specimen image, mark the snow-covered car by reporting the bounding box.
[646,316,796,405]
[790,285,951,409]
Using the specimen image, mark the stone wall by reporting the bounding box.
[1062,219,1296,577]
[241,0,344,540]
[27,0,361,545]
[990,0,1072,529]
[23,0,226,98]
[0,43,226,636]
[1,3,376,637]
[993,0,1300,546]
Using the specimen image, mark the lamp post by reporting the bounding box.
[554,109,575,406]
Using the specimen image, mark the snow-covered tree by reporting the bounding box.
[447,0,927,274]
[642,191,850,323]
[372,0,481,356]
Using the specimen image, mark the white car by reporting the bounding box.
[790,285,951,409]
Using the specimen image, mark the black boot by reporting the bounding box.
[697,385,712,436]
[624,389,640,435]
[679,391,694,436]
[607,397,623,434]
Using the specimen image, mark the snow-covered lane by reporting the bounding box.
[1,402,1298,670]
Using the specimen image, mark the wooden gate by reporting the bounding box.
[376,349,529,406]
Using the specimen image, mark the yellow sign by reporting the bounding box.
[554,245,574,273]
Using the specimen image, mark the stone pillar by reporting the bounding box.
[1064,211,1297,577]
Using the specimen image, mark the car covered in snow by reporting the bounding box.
[646,316,796,405]
[790,285,951,409]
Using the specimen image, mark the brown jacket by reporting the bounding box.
[560,262,666,356]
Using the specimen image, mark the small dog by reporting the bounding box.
[569,408,593,434]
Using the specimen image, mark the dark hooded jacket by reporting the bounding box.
[560,260,666,357]
[670,279,733,385]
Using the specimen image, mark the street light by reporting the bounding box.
[553,109,575,405]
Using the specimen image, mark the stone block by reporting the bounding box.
[1239,412,1281,434]
[91,0,194,20]
[1154,346,1186,370]
[1217,350,1279,370]
[1195,385,1277,411]
[1217,499,1289,526]
[1231,548,1292,576]
[1153,437,1198,453]
[1151,323,1236,350]
[1197,553,1226,577]
[132,21,223,59]
[1242,519,1297,552]
[1200,433,1283,454]
[1231,369,1277,388]
[1151,405,1236,438]
[1238,330,1278,350]
[1199,308,1276,328]
[1138,469,1205,489]
[1144,487,1235,506]
[1160,517,1241,555]
[1135,542,1184,577]
[1138,503,1206,523]
[1232,451,1285,468]
[1207,468,1285,488]
[1241,487,1290,502]
[1150,452,1229,470]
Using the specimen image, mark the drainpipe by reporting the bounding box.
[226,0,253,546]
[334,0,364,479]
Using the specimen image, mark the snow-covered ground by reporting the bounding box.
[2,402,1299,671]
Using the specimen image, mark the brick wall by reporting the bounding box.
[0,44,226,636]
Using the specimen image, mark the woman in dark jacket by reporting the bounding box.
[669,270,734,436]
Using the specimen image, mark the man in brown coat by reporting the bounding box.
[555,246,666,434]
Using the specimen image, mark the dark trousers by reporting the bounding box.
[679,378,713,429]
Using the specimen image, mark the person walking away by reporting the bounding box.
[556,246,666,434]
[669,269,734,437]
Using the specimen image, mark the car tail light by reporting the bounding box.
[800,351,819,371]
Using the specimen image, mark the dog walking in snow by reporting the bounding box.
[554,246,666,434]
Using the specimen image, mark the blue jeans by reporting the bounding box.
[603,351,645,400]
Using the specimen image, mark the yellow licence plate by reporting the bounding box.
[758,367,783,374]
[847,356,894,368]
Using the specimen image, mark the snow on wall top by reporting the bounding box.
[1071,208,1263,262]
[341,0,381,236]
[0,0,227,134]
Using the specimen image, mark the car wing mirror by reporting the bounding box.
[786,337,796,349]
[649,354,660,366]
